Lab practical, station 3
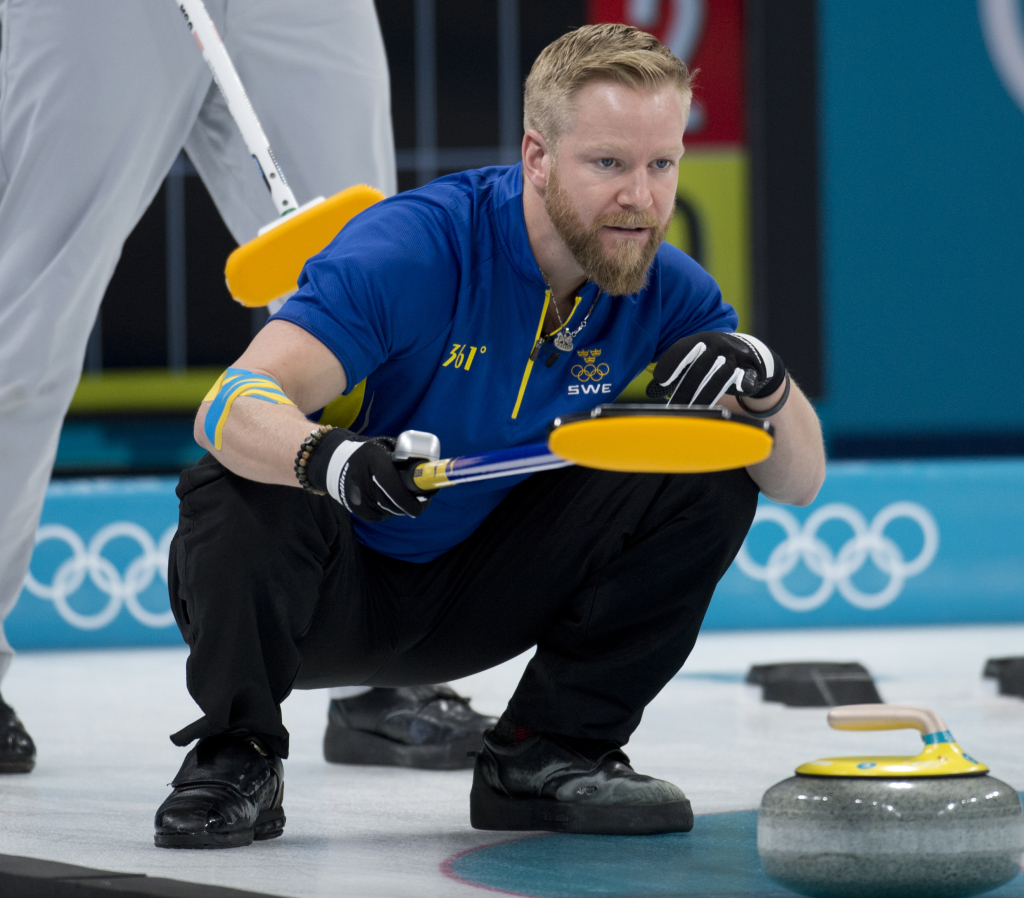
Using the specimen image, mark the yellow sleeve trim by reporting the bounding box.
[318,379,367,430]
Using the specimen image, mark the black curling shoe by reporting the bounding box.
[154,735,285,849]
[470,718,693,835]
[0,694,35,773]
[324,685,496,770]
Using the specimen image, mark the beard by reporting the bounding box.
[545,165,669,297]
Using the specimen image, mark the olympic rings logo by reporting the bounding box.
[735,502,939,612]
[571,363,610,382]
[23,522,178,630]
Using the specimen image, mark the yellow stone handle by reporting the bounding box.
[796,704,988,777]
[828,704,948,736]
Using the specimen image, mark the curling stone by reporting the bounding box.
[757,704,1024,898]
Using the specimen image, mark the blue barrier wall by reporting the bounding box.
[816,0,1024,439]
[706,459,1024,629]
[14,478,182,650]
[11,461,1024,650]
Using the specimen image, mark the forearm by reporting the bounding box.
[194,398,320,488]
[721,378,825,506]
[193,321,349,486]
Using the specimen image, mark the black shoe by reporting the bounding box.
[0,694,35,774]
[324,685,497,770]
[470,718,693,835]
[154,735,285,849]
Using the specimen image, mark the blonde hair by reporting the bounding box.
[523,23,694,148]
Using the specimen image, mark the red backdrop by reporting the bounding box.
[587,0,745,145]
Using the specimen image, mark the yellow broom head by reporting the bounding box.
[225,184,384,308]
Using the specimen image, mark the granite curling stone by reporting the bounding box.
[757,704,1024,898]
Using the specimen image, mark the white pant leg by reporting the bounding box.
[185,0,396,246]
[0,0,220,681]
[0,0,395,686]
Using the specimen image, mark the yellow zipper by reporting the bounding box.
[511,290,582,420]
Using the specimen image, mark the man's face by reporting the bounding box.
[544,81,687,296]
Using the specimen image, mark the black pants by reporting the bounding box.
[167,454,759,758]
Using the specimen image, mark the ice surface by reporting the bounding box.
[0,623,1020,897]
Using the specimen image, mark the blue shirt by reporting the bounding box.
[272,164,737,562]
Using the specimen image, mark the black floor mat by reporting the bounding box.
[0,853,286,898]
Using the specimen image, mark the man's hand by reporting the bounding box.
[647,331,824,507]
[307,430,432,521]
[647,332,785,408]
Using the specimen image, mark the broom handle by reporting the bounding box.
[176,0,299,218]
[401,442,572,493]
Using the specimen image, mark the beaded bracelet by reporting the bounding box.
[294,425,335,494]
[737,371,791,419]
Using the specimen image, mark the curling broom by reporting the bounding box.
[176,0,383,309]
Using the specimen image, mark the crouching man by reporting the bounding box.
[155,23,825,848]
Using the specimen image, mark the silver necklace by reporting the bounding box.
[549,292,598,353]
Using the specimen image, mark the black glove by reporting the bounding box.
[306,429,432,522]
[646,331,786,407]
